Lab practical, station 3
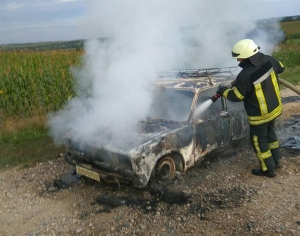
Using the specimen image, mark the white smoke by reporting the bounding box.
[47,0,284,146]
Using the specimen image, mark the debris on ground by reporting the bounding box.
[281,136,300,149]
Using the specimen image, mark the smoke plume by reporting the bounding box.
[47,0,284,147]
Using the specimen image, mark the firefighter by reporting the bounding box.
[217,39,285,177]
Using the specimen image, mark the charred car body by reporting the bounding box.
[64,67,249,188]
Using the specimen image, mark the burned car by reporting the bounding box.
[64,67,249,188]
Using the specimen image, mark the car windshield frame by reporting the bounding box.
[147,87,195,122]
[192,86,225,119]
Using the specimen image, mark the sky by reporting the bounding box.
[0,0,300,45]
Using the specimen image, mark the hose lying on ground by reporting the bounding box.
[278,78,300,96]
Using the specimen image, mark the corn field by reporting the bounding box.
[0,50,82,118]
[273,44,300,67]
[0,45,299,119]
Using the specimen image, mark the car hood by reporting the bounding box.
[65,119,185,155]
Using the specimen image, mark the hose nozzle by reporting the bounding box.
[210,94,221,103]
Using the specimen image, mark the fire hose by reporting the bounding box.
[211,77,300,103]
[230,78,300,95]
[278,78,300,95]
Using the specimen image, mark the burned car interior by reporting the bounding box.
[64,66,249,188]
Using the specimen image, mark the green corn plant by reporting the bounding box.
[0,50,83,118]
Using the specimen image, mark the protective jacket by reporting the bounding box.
[222,53,284,125]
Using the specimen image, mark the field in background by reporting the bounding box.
[0,50,82,118]
[280,20,300,42]
[0,40,84,51]
[0,20,300,170]
[273,43,300,85]
[1,42,299,120]
[0,50,82,169]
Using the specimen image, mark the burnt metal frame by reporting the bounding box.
[156,66,238,80]
[159,85,230,123]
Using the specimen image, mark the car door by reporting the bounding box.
[192,87,231,164]
[225,100,249,143]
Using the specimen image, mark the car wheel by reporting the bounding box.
[155,156,176,185]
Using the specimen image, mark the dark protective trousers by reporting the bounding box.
[249,119,281,171]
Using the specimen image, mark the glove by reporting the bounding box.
[216,83,232,95]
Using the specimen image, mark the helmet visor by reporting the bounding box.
[232,51,240,58]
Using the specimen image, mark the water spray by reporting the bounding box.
[193,93,221,118]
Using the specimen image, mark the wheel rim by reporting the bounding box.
[155,156,176,184]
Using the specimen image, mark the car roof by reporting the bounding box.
[156,67,238,91]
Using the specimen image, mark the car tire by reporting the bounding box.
[154,156,176,185]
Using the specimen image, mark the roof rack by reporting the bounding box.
[156,66,238,79]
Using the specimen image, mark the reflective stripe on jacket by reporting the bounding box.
[222,53,284,125]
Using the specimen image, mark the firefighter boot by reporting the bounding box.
[251,155,276,177]
[251,169,275,177]
[271,148,281,169]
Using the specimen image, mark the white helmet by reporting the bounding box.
[232,39,260,59]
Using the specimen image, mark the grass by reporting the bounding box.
[0,125,64,170]
[273,43,300,86]
[0,116,64,171]
[285,38,300,44]
[280,66,300,85]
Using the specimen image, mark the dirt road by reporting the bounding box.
[1,87,300,236]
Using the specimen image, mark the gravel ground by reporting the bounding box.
[1,88,300,236]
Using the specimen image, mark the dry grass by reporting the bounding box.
[0,115,46,135]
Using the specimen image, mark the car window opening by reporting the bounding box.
[194,87,223,119]
[148,89,194,122]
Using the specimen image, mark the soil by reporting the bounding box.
[1,87,300,236]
